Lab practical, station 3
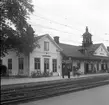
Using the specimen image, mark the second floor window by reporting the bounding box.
[44,41,49,51]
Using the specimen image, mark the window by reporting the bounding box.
[18,58,24,70]
[44,58,49,72]
[52,59,57,72]
[8,59,12,69]
[44,41,49,51]
[34,58,40,70]
[97,63,99,71]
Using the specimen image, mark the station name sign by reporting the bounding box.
[42,55,51,57]
[62,60,72,63]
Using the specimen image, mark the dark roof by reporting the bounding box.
[59,43,85,58]
[82,27,92,36]
[59,43,109,60]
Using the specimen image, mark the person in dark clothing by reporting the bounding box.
[67,65,71,78]
[62,64,66,78]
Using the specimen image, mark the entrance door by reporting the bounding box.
[101,64,104,70]
[44,58,49,72]
[84,63,89,74]
[62,63,66,75]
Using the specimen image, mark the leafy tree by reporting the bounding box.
[0,0,37,57]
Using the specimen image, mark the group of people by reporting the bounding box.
[62,64,81,79]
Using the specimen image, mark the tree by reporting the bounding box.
[0,0,37,57]
[12,25,37,56]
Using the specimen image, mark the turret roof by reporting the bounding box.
[83,26,92,36]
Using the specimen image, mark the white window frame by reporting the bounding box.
[18,58,24,74]
[34,58,40,70]
[8,58,12,74]
[52,59,57,72]
[44,41,49,51]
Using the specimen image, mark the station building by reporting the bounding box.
[2,34,62,76]
[55,27,109,74]
[1,27,109,76]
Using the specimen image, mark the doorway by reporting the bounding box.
[84,63,89,74]
[44,58,49,73]
[62,63,66,75]
[101,64,104,70]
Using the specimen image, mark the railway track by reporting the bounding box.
[1,74,109,105]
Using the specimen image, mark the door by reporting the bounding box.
[101,64,104,70]
[84,63,89,74]
[44,58,49,73]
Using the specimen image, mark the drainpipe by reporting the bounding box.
[27,53,30,76]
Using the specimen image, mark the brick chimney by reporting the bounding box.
[54,36,59,44]
[107,46,109,52]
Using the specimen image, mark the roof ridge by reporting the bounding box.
[93,43,102,45]
[59,43,79,47]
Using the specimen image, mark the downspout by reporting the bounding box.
[27,53,30,76]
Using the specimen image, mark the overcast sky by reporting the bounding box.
[28,0,109,47]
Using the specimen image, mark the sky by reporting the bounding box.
[28,0,109,47]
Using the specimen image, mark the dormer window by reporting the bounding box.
[44,41,49,51]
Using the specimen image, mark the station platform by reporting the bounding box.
[1,73,109,86]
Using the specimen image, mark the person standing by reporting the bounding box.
[62,64,65,78]
[67,65,71,78]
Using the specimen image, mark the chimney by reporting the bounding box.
[107,46,109,52]
[54,36,59,44]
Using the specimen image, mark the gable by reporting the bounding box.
[33,35,62,53]
[93,45,108,57]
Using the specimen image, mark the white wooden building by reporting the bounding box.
[2,27,109,77]
[2,34,62,76]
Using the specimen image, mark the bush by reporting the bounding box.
[31,70,42,78]
[42,71,53,77]
[0,65,8,77]
[42,71,49,77]
[14,75,28,78]
[97,70,106,73]
[31,70,53,78]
